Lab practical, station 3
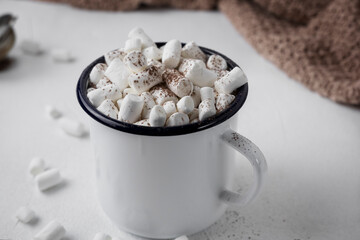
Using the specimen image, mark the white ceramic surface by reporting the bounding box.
[89,111,266,238]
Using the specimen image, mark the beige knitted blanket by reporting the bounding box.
[40,0,360,104]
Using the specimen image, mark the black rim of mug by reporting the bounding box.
[76,42,248,136]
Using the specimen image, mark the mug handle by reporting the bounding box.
[220,128,268,206]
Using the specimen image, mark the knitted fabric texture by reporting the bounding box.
[39,0,360,104]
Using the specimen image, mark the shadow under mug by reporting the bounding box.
[76,43,267,239]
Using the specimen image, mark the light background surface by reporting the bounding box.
[0,1,360,240]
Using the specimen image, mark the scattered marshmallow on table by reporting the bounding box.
[51,48,74,62]
[124,38,142,53]
[87,84,122,108]
[200,87,215,103]
[199,99,216,121]
[104,48,126,65]
[149,105,167,127]
[177,96,194,114]
[104,58,130,91]
[35,168,62,191]
[181,41,206,62]
[15,206,36,223]
[90,63,108,85]
[58,117,88,137]
[128,27,155,48]
[124,50,147,73]
[97,99,119,119]
[20,40,42,55]
[162,39,181,68]
[166,112,189,126]
[29,157,46,177]
[163,69,193,98]
[216,93,235,111]
[141,92,156,119]
[214,67,247,94]
[181,59,217,87]
[207,54,227,70]
[93,232,112,240]
[162,100,177,118]
[34,220,66,240]
[128,66,162,93]
[118,94,144,123]
[45,105,62,119]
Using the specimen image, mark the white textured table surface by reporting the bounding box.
[1,1,360,240]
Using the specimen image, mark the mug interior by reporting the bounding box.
[76,42,248,136]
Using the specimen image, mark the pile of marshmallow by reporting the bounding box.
[87,27,247,127]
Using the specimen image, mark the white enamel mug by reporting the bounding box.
[77,43,267,239]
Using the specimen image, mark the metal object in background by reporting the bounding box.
[0,14,16,61]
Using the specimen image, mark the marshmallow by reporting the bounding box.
[140,92,156,119]
[104,58,130,91]
[128,27,155,48]
[124,38,142,53]
[183,60,217,87]
[191,118,199,123]
[178,58,193,74]
[200,87,215,103]
[87,87,95,93]
[45,105,62,119]
[96,76,112,88]
[190,85,201,108]
[35,169,62,191]
[87,84,122,107]
[216,93,235,111]
[93,232,112,240]
[162,39,181,68]
[147,58,166,74]
[20,40,42,55]
[199,99,216,121]
[166,112,189,126]
[162,100,177,118]
[134,119,151,126]
[51,49,74,62]
[34,220,66,240]
[181,41,206,62]
[175,235,189,240]
[58,117,88,137]
[149,105,167,127]
[104,48,126,65]
[97,99,119,119]
[128,65,162,93]
[176,96,194,114]
[143,46,162,61]
[116,98,123,109]
[118,94,144,123]
[214,67,247,94]
[15,206,36,223]
[29,157,46,177]
[213,69,229,80]
[90,63,108,85]
[123,87,138,96]
[150,84,179,105]
[207,54,227,70]
[124,50,147,73]
[188,108,199,121]
[163,69,193,98]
